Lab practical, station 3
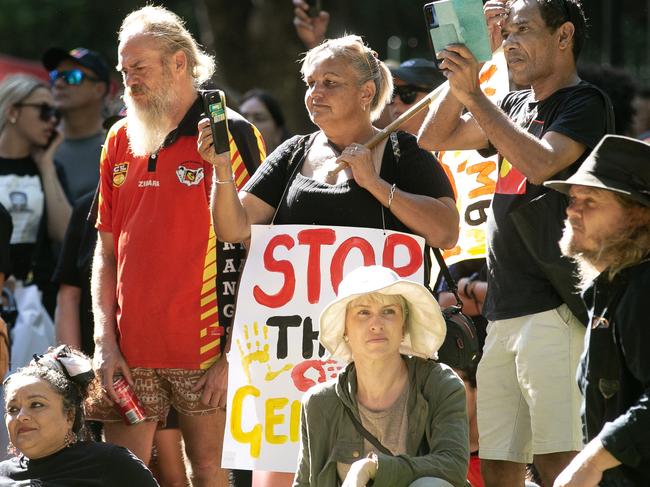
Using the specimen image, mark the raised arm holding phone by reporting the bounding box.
[418,1,613,486]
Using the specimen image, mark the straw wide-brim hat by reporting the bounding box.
[319,265,446,363]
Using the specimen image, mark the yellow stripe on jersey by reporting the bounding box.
[253,125,267,161]
[199,226,221,369]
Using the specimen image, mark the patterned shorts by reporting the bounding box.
[85,368,218,425]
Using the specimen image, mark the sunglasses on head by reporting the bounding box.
[14,102,61,123]
[392,85,430,105]
[49,69,99,86]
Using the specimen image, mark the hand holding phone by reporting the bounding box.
[305,0,321,17]
[202,90,229,155]
[423,0,492,68]
[293,0,329,49]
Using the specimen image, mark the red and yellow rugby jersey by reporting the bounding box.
[97,97,265,369]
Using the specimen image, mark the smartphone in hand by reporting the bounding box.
[306,0,321,18]
[202,90,229,155]
[423,0,491,68]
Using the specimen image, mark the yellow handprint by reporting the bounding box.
[236,322,293,383]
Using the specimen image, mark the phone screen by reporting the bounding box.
[202,90,229,155]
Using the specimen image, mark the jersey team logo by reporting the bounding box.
[112,162,129,187]
[176,163,205,186]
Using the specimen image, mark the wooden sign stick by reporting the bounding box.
[327,82,446,178]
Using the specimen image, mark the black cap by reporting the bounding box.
[545,135,650,207]
[42,47,110,85]
[390,58,446,89]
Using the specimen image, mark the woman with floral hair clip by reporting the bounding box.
[0,345,159,486]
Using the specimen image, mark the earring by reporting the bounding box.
[63,430,77,447]
[343,335,349,343]
[9,118,16,124]
[6,442,17,456]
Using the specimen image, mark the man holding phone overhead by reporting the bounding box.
[418,1,612,486]
[87,6,264,486]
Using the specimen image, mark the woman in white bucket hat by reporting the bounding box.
[293,265,469,487]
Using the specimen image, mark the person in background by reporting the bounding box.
[0,74,71,315]
[42,47,110,203]
[418,1,612,485]
[240,89,290,154]
[292,0,330,50]
[0,345,159,486]
[546,135,650,487]
[0,204,10,295]
[294,265,468,487]
[578,64,637,137]
[389,58,446,137]
[631,88,650,142]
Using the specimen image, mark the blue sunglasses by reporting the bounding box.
[49,69,100,86]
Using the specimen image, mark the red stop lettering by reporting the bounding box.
[253,234,296,308]
[382,233,423,276]
[330,237,375,294]
[297,228,336,304]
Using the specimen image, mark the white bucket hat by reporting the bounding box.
[319,265,446,363]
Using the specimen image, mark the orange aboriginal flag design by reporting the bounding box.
[199,225,222,370]
[229,126,265,190]
[112,162,129,187]
[495,159,527,195]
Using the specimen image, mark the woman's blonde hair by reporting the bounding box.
[300,35,393,122]
[0,74,47,135]
[119,5,215,88]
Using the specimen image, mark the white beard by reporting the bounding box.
[124,82,174,157]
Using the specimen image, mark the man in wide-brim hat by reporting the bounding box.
[545,134,650,487]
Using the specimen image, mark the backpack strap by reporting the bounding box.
[343,405,393,456]
[387,132,464,308]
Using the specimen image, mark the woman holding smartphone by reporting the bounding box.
[0,74,71,313]
[199,35,458,487]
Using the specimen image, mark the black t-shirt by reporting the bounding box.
[0,441,159,486]
[483,82,609,320]
[243,130,454,232]
[0,203,11,277]
[52,191,96,355]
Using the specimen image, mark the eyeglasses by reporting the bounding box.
[392,85,430,105]
[49,69,100,86]
[14,103,61,123]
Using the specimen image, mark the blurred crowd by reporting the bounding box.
[0,1,649,487]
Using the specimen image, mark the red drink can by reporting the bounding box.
[113,377,146,425]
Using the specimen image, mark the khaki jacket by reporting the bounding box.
[293,356,469,487]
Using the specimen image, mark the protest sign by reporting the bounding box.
[222,224,425,472]
[438,48,509,265]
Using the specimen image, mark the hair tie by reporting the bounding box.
[32,345,95,388]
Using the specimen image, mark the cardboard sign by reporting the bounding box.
[439,48,509,265]
[222,225,425,472]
